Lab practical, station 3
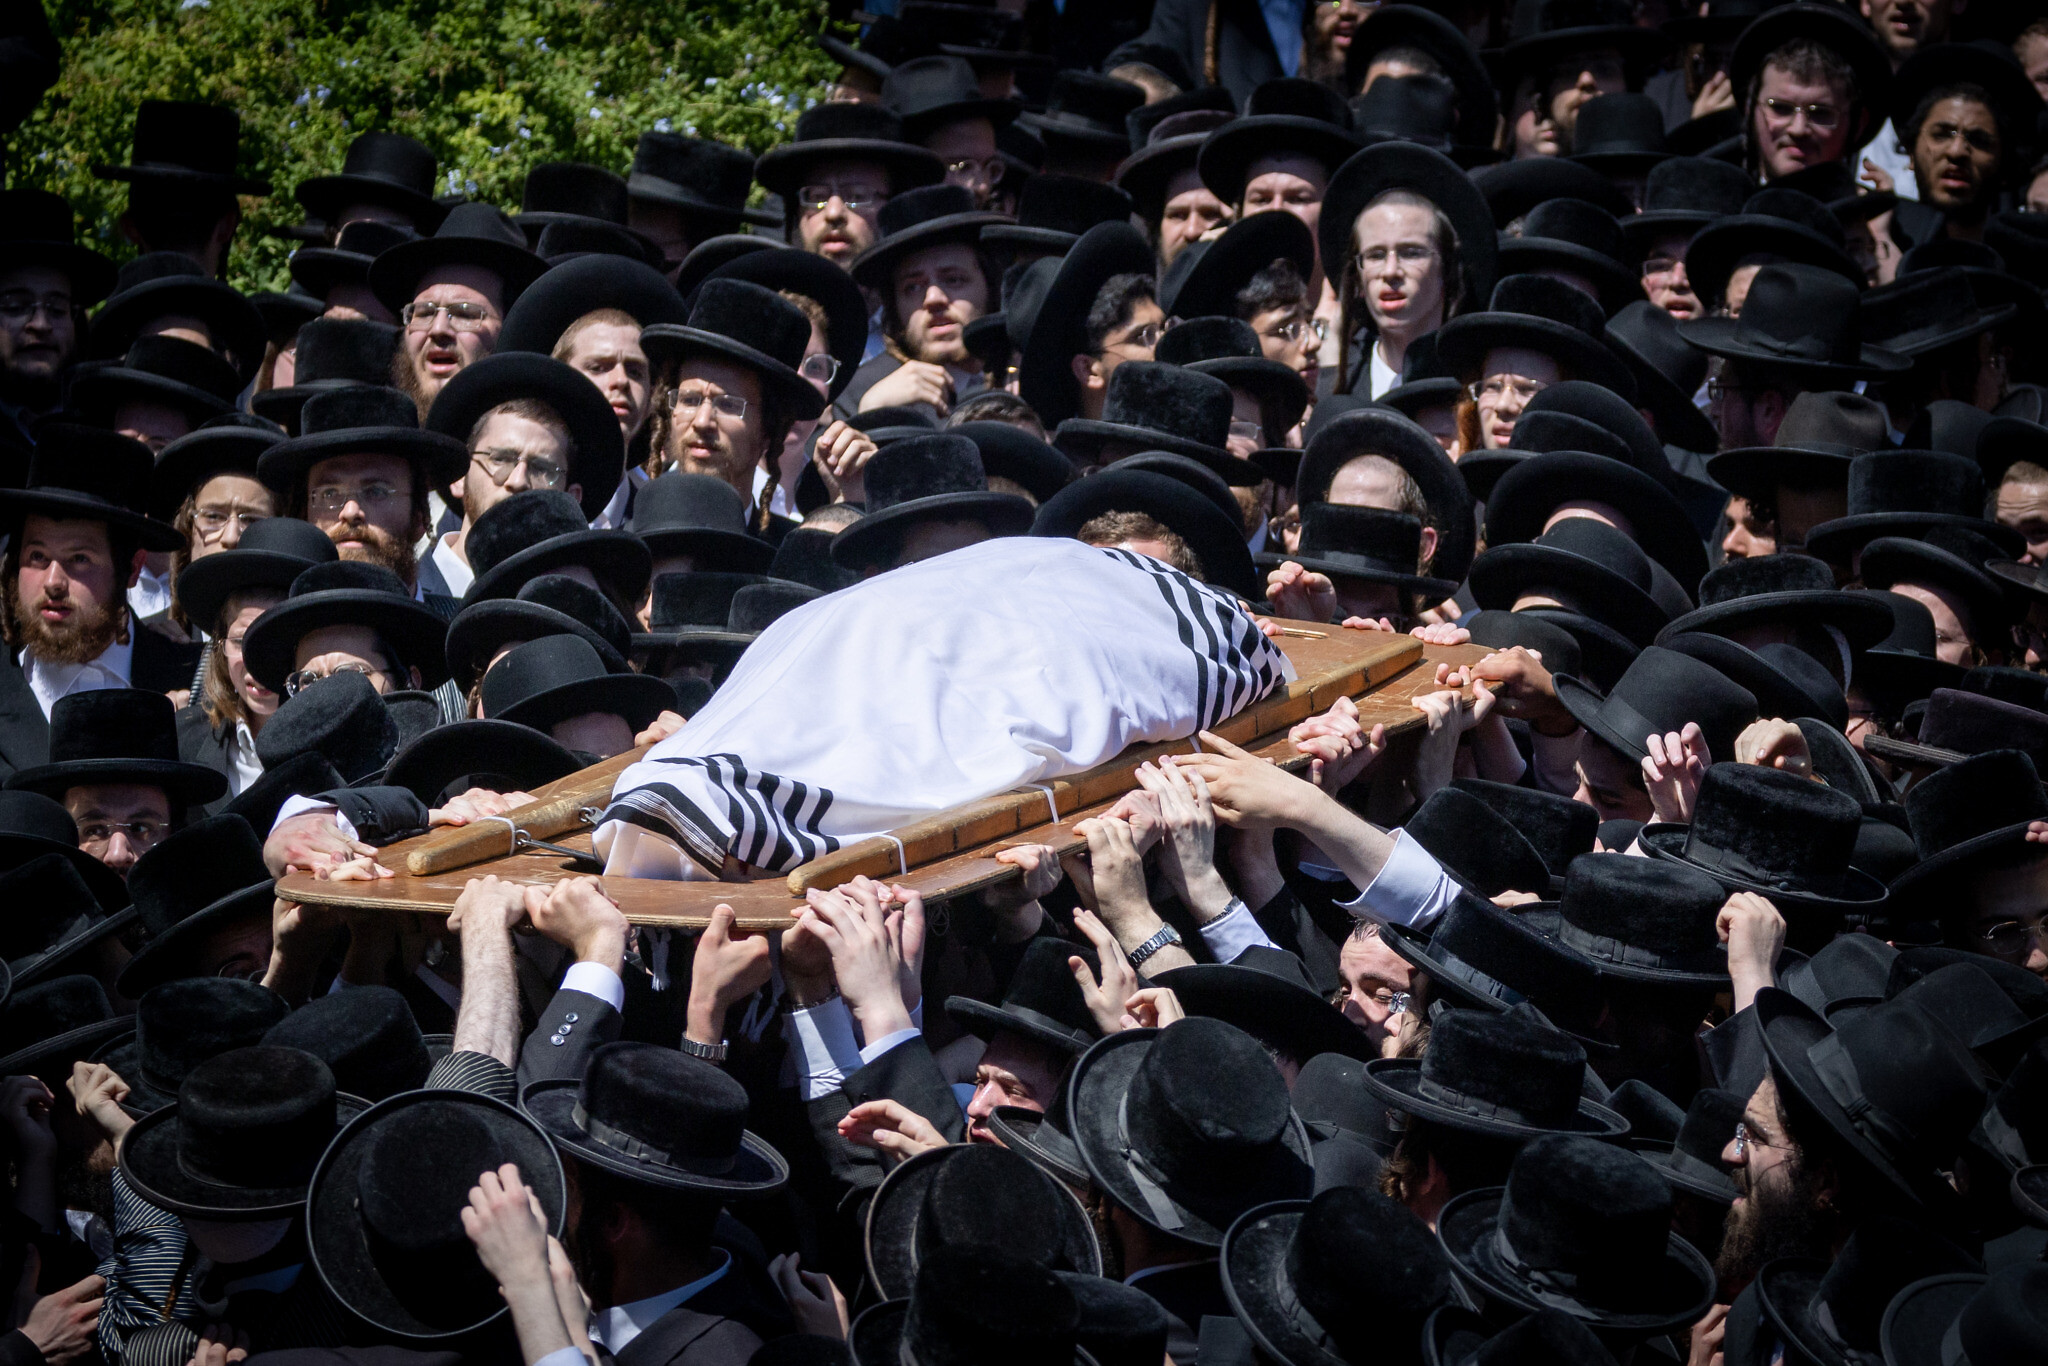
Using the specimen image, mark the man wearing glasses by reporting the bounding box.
[753,103,945,271]
[0,189,114,452]
[881,56,1019,211]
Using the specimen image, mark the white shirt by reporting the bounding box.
[228,719,262,796]
[1858,120,1918,202]
[428,533,475,598]
[587,1249,733,1352]
[25,637,133,721]
[594,467,648,532]
[1367,342,1402,401]
[128,566,172,622]
[1337,829,1462,931]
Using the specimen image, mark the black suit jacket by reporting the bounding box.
[1139,0,1287,105]
[517,984,623,1090]
[175,704,239,817]
[1129,1262,1230,1366]
[607,1306,761,1366]
[0,630,209,782]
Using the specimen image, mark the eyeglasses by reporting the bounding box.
[799,354,842,385]
[77,819,169,849]
[0,293,74,324]
[285,661,382,697]
[192,508,268,541]
[1469,376,1548,405]
[1105,321,1167,353]
[1356,243,1438,273]
[309,484,407,517]
[1732,1120,1751,1162]
[943,156,1005,186]
[1759,96,1842,131]
[1977,919,2047,960]
[796,185,887,213]
[400,300,497,332]
[1641,256,1685,280]
[1228,419,1264,446]
[1260,317,1326,347]
[1705,378,1747,406]
[470,449,567,488]
[669,388,750,420]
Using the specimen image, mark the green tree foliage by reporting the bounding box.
[5,0,837,291]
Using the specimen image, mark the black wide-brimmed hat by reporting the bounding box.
[1197,78,1361,205]
[881,54,1021,140]
[1114,109,1236,223]
[1861,528,2012,646]
[1423,1305,1624,1366]
[252,671,399,787]
[176,513,337,637]
[423,351,623,520]
[513,160,632,239]
[461,487,652,608]
[1864,266,2018,359]
[93,99,270,195]
[493,251,688,356]
[1223,1187,1453,1366]
[1872,685,2048,777]
[1069,1019,1313,1247]
[241,559,451,696]
[0,976,130,1081]
[1681,263,1909,384]
[1053,361,1237,469]
[88,253,267,378]
[288,220,419,301]
[1705,389,1890,509]
[1346,4,1500,149]
[115,815,279,998]
[1017,221,1157,429]
[6,690,226,806]
[295,131,444,229]
[382,718,580,809]
[945,936,1102,1056]
[633,571,770,655]
[1483,449,1704,600]
[0,424,183,552]
[1379,894,1613,1047]
[95,977,290,1116]
[1858,590,1968,717]
[1157,316,1311,438]
[1159,210,1318,321]
[312,1087,565,1340]
[1891,749,2048,910]
[705,247,870,404]
[754,101,946,203]
[628,132,777,229]
[953,421,1077,505]
[1882,961,2048,1082]
[831,434,1037,574]
[847,182,1011,292]
[0,789,131,913]
[1156,947,1377,1064]
[1802,449,2018,568]
[1469,516,1668,647]
[1882,1265,2046,1366]
[523,1040,786,1194]
[482,634,675,734]
[1438,1133,1716,1335]
[1020,71,1147,154]
[257,383,467,493]
[641,277,827,422]
[1642,761,1887,914]
[1603,300,1719,454]
[249,287,324,343]
[0,852,130,990]
[263,983,444,1103]
[69,334,242,429]
[1890,38,2044,147]
[248,317,403,434]
[366,201,547,315]
[986,1089,1092,1191]
[1617,155,1754,261]
[848,1251,1087,1366]
[1663,631,1848,732]
[1491,0,1669,88]
[1403,784,1555,898]
[1471,156,1635,229]
[1324,140,1501,322]
[1363,1004,1627,1141]
[1630,1087,1741,1205]
[0,189,116,305]
[1655,553,1895,651]
[1454,775,1599,882]
[1541,852,1732,986]
[1495,198,1638,312]
[1729,3,1893,148]
[1435,275,1637,400]
[1294,405,1473,581]
[1556,643,1758,765]
[626,471,775,572]
[1682,189,1864,310]
[149,412,287,519]
[865,1143,1100,1301]
[1033,465,1259,598]
[1568,93,1672,176]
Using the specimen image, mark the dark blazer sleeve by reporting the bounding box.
[0,659,48,783]
[841,1037,967,1142]
[175,705,237,818]
[317,786,432,845]
[0,1330,43,1366]
[612,1306,762,1366]
[517,986,622,1089]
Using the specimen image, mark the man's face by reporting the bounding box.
[1957,856,2048,979]
[1355,202,1447,338]
[187,474,274,562]
[0,265,77,386]
[111,399,192,456]
[1228,390,1265,457]
[1250,306,1320,385]
[665,357,766,496]
[1996,475,2048,565]
[795,161,890,265]
[1640,230,1701,319]
[1889,580,1974,665]
[1753,65,1853,180]
[963,1029,1066,1143]
[2021,31,2048,104]
[1543,48,1630,145]
[2014,598,2048,674]
[193,909,275,984]
[892,242,988,366]
[1720,495,1778,561]
[14,515,130,667]
[1336,925,1412,1047]
[1242,155,1328,240]
[1159,172,1233,268]
[1312,0,1367,60]
[306,452,419,579]
[1092,297,1164,388]
[562,321,651,447]
[1861,0,1959,62]
[293,624,406,695]
[1717,1074,1823,1289]
[1474,347,1562,450]
[462,411,575,529]
[1572,730,1653,823]
[400,268,505,408]
[1511,76,1562,158]
[1912,95,2001,214]
[1712,372,1789,451]
[65,784,171,878]
[925,118,1001,207]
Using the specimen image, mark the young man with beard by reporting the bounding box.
[0,191,113,451]
[0,427,187,782]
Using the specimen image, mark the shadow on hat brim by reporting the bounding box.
[1467,543,1667,648]
[1637,823,1887,914]
[0,488,184,553]
[863,1143,1101,1301]
[462,529,653,611]
[943,995,1094,1056]
[829,492,1036,573]
[984,1105,1092,1190]
[1360,1057,1630,1141]
[121,1091,372,1221]
[520,1077,787,1195]
[1652,588,1896,653]
[382,720,581,808]
[6,758,227,807]
[443,598,631,693]
[1151,962,1379,1063]
[116,881,276,1000]
[1856,647,1967,714]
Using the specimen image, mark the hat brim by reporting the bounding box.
[1434,312,1639,403]
[1553,671,1656,764]
[116,881,278,999]
[1377,919,1617,1054]
[366,237,548,315]
[1052,418,1239,472]
[862,1143,1100,1300]
[1652,588,1897,652]
[752,140,946,205]
[635,526,777,575]
[1494,238,1641,311]
[68,367,234,427]
[176,547,328,639]
[288,247,375,301]
[9,905,140,990]
[0,834,131,914]
[1492,25,1669,84]
[462,529,653,610]
[1113,135,1207,221]
[830,492,1037,573]
[89,277,267,379]
[1527,908,1734,988]
[495,672,677,736]
[0,241,117,307]
[1196,118,1361,205]
[520,1079,788,1195]
[0,488,184,553]
[1858,539,2010,644]
[1702,446,1852,507]
[1219,1203,1350,1366]
[1467,542,1667,648]
[241,587,453,696]
[637,325,827,423]
[1878,1273,1987,1366]
[942,995,1094,1056]
[7,758,227,806]
[1360,1058,1631,1140]
[1639,824,1888,915]
[1676,314,1911,383]
[443,598,630,692]
[256,425,469,495]
[1632,1141,1738,1205]
[1188,357,1311,440]
[149,430,282,520]
[382,720,581,807]
[983,1105,1092,1189]
[295,175,447,231]
[1162,210,1318,321]
[1887,819,2046,904]
[121,1091,372,1220]
[1659,630,1847,732]
[847,211,1013,292]
[1855,648,1967,713]
[1151,963,1379,1063]
[0,1011,128,1082]
[93,163,270,197]
[1603,328,1722,456]
[1801,511,2023,568]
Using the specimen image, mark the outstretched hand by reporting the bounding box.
[1642,723,1711,823]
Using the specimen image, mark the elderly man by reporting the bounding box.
[366,203,546,417]
[0,190,113,451]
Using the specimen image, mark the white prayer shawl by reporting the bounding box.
[596,537,1294,879]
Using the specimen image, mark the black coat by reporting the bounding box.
[1138,0,1288,105]
[174,703,239,817]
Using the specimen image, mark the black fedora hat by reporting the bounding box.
[461,487,652,608]
[641,277,827,423]
[1860,528,2012,643]
[250,287,325,343]
[1263,503,1458,601]
[848,1250,1085,1366]
[0,854,133,988]
[93,99,270,195]
[847,181,1011,292]
[522,1039,786,1194]
[1452,776,1599,884]
[1483,448,1705,599]
[1156,946,1378,1064]
[881,54,1021,140]
[0,189,116,305]
[494,251,688,356]
[1020,71,1147,154]
[953,421,1076,505]
[1642,761,1887,914]
[1068,1018,1313,1247]
[1492,0,1668,88]
[241,559,452,696]
[1053,361,1238,470]
[1057,1272,1168,1366]
[121,1046,370,1222]
[1632,1086,1741,1205]
[1470,516,1668,647]
[1108,451,1248,525]
[1773,161,1900,229]
[0,424,183,552]
[830,434,1036,574]
[1223,1187,1452,1366]
[1160,210,1317,321]
[1759,1217,1984,1366]
[311,1087,565,1340]
[115,815,279,998]
[534,217,667,268]
[149,412,287,520]
[1462,608,1585,678]
[1197,78,1360,206]
[1891,38,2043,146]
[94,977,290,1116]
[1882,1265,2047,1366]
[0,789,131,912]
[366,201,547,315]
[627,471,775,572]
[628,132,777,229]
[288,219,419,301]
[1363,1003,1628,1141]
[1376,331,1470,421]
[6,689,226,806]
[1541,852,1732,986]
[1346,4,1500,151]
[423,351,624,521]
[1803,450,2020,568]
[634,571,769,654]
[1728,3,1893,148]
[1556,643,1759,764]
[1864,266,2017,359]
[1655,554,1895,650]
[1858,590,1969,718]
[514,160,631,237]
[1018,221,1157,429]
[251,671,398,786]
[1864,689,2048,778]
[68,335,242,429]
[1882,961,2048,1080]
[176,513,338,638]
[0,976,128,1082]
[382,718,580,809]
[248,317,403,434]
[1663,631,1848,732]
[986,1090,1092,1191]
[1682,190,1864,311]
[753,101,946,203]
[1603,300,1719,454]
[1294,405,1472,581]
[944,935,1102,1055]
[705,247,870,404]
[1157,315,1311,437]
[256,383,468,494]
[1496,198,1639,312]
[295,131,444,229]
[1758,985,1989,1213]
[88,253,267,379]
[683,578,821,652]
[1435,275,1638,401]
[864,1143,1100,1300]
[1114,109,1236,224]
[1978,414,2048,491]
[1438,1133,1716,1336]
[1472,156,1636,227]
[1617,155,1754,260]
[1681,263,1909,385]
[1705,389,1891,509]
[1122,75,1226,145]
[1032,465,1260,598]
[262,984,445,1103]
[1403,784,1555,898]
[1379,894,1614,1047]
[1520,606,1642,693]
[482,634,675,733]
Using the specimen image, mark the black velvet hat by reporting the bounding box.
[1762,1218,1986,1366]
[251,669,398,787]
[634,571,769,653]
[0,424,183,552]
[241,559,452,695]
[1262,504,1459,601]
[1379,894,1614,1047]
[628,132,777,229]
[1223,1187,1452,1366]
[536,214,665,264]
[944,936,1102,1055]
[1682,188,1864,311]
[1068,1018,1313,1246]
[1864,266,2018,358]
[986,1088,1092,1191]
[423,351,624,520]
[1801,449,2019,568]
[311,1087,565,1340]
[1154,316,1312,440]
[1979,414,2048,492]
[1293,405,1472,582]
[1877,687,2048,777]
[705,247,871,404]
[864,1142,1101,1300]
[1705,390,1891,509]
[1196,77,1360,205]
[1603,300,1719,455]
[93,99,270,195]
[952,421,1077,505]
[1033,465,1260,598]
[1662,631,1849,732]
[848,1250,1085,1366]
[382,718,580,809]
[256,383,468,493]
[482,634,675,734]
[1655,554,1895,651]
[95,978,290,1116]
[1491,0,1668,87]
[1159,209,1317,321]
[88,253,267,380]
[1469,516,1669,647]
[1349,75,1468,161]
[1364,1002,1627,1141]
[1860,528,2013,645]
[262,984,443,1103]
[1056,1273,1168,1366]
[1461,608,1585,678]
[7,689,227,806]
[641,276,827,421]
[1642,761,1887,915]
[1402,784,1555,897]
[149,412,286,519]
[1318,140,1499,319]
[1156,946,1377,1064]
[1680,263,1909,384]
[366,201,547,315]
[288,219,419,300]
[443,571,636,693]
[494,251,688,355]
[1020,72,1147,154]
[461,488,652,607]
[1483,449,1705,600]
[1437,1133,1716,1335]
[1053,362,1239,470]
[1881,1266,2048,1366]
[1882,961,2048,1080]
[247,317,403,434]
[1471,156,1636,226]
[513,160,625,238]
[522,1040,786,1193]
[830,434,1036,574]
[1017,221,1157,429]
[881,54,1021,139]
[1617,156,1753,261]
[1108,452,1243,524]
[0,976,127,1082]
[1556,643,1759,764]
[628,471,775,572]
[1496,198,1638,312]
[0,854,133,988]
[1376,331,1468,420]
[754,101,946,203]
[1345,6,1498,153]
[115,815,279,998]
[0,789,133,913]
[1435,275,1638,401]
[1860,591,1969,717]
[1452,776,1599,883]
[69,334,241,428]
[1115,108,1237,224]
[847,182,1011,292]
[1631,1087,1741,1205]
[0,188,116,305]
[249,288,324,344]
[295,132,444,229]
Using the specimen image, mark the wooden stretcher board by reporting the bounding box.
[277,629,1491,930]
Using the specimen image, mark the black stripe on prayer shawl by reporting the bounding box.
[1094,546,1289,730]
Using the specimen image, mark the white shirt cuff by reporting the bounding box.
[1198,899,1277,962]
[781,997,864,1101]
[532,1348,587,1366]
[858,1027,922,1066]
[1338,829,1460,931]
[561,962,625,1013]
[272,796,357,844]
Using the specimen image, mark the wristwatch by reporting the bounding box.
[1127,924,1183,970]
[679,1035,730,1063]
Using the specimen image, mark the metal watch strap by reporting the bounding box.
[1127,924,1182,969]
[679,1035,730,1062]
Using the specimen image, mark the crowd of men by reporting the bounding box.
[2,0,2048,1363]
